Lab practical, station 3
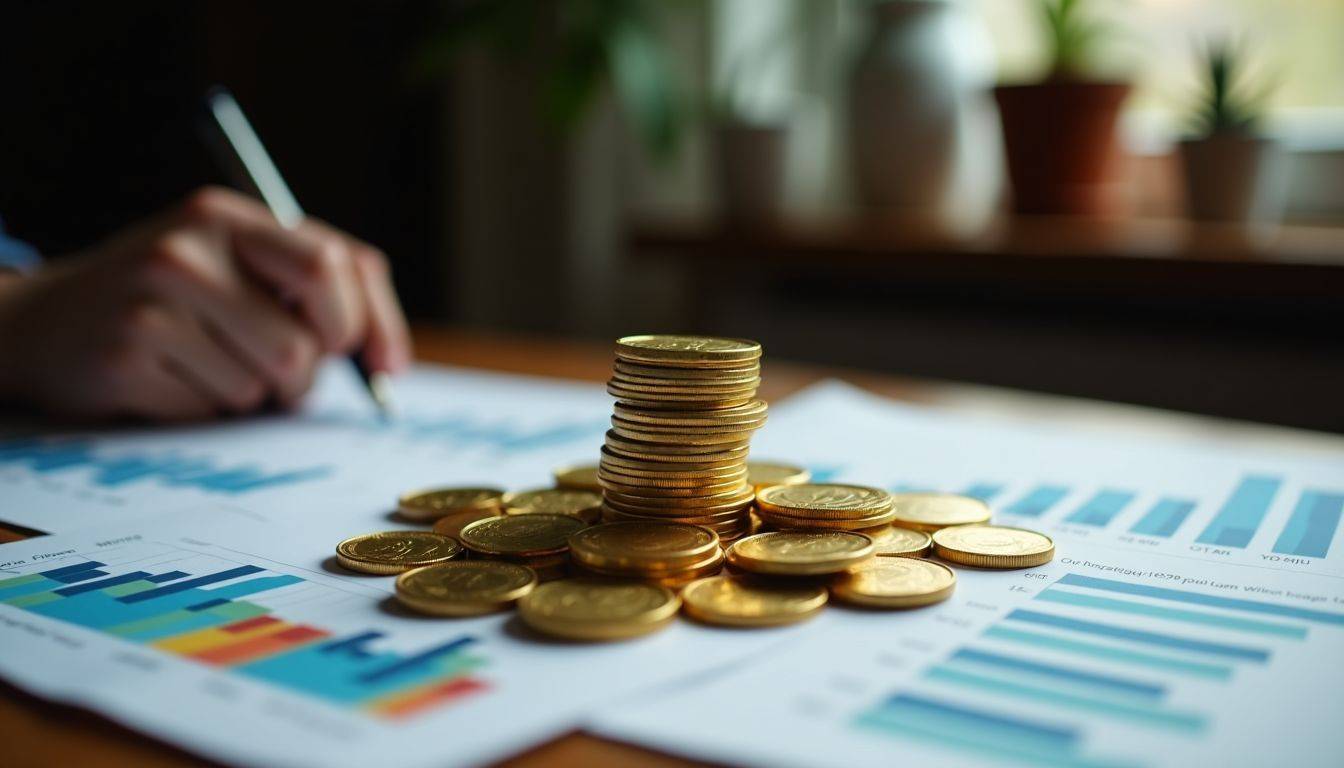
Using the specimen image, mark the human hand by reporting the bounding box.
[0,187,411,421]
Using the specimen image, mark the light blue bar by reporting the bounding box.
[1273,492,1344,559]
[925,666,1207,731]
[1005,485,1070,518]
[962,482,1005,502]
[984,626,1233,680]
[1058,574,1344,626]
[1038,589,1307,639]
[1065,490,1135,527]
[854,712,1136,768]
[951,648,1165,699]
[1196,475,1281,548]
[1007,610,1270,662]
[1129,498,1196,537]
[873,692,1078,748]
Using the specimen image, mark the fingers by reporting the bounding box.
[155,311,269,414]
[94,303,218,422]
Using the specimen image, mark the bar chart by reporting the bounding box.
[0,551,488,720]
[854,571,1341,767]
[891,474,1344,560]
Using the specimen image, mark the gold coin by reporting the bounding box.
[889,492,992,532]
[612,371,761,388]
[458,514,588,558]
[553,464,602,492]
[831,557,956,608]
[611,416,768,436]
[569,521,719,570]
[604,486,754,509]
[932,525,1055,568]
[397,486,504,522]
[606,431,751,456]
[599,504,749,527]
[614,400,767,425]
[613,360,759,380]
[612,394,756,410]
[871,526,932,557]
[615,335,762,366]
[578,547,726,584]
[757,483,894,519]
[609,426,757,446]
[608,375,761,394]
[395,561,537,616]
[518,578,681,641]
[746,461,811,492]
[598,465,747,486]
[726,531,875,575]
[336,531,464,575]
[600,445,745,469]
[503,488,602,523]
[600,476,749,497]
[754,506,897,531]
[681,576,828,627]
[431,507,504,539]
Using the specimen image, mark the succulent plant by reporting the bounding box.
[1189,39,1270,137]
[1040,0,1107,78]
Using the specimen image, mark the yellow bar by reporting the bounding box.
[153,616,289,654]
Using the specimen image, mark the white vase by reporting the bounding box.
[846,0,999,233]
[1180,134,1286,227]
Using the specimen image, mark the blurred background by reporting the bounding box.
[1,0,1341,430]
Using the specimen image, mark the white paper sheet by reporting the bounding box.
[592,381,1344,768]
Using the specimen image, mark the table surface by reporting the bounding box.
[5,325,1343,768]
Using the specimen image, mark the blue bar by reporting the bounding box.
[983,626,1233,680]
[1196,475,1281,548]
[1006,610,1271,662]
[1065,490,1135,527]
[1005,485,1070,518]
[186,598,231,612]
[951,648,1165,698]
[962,483,1005,502]
[878,693,1078,747]
[54,571,152,596]
[1038,589,1307,639]
[38,561,106,578]
[1273,492,1344,559]
[358,636,476,684]
[146,570,190,583]
[321,631,385,658]
[119,565,264,604]
[49,569,111,584]
[1129,499,1196,538]
[199,574,304,600]
[1058,573,1344,626]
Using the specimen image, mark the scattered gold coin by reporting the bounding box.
[932,524,1055,568]
[503,488,602,524]
[831,557,957,608]
[569,521,720,572]
[888,492,991,532]
[757,483,893,519]
[432,507,503,540]
[552,464,602,492]
[395,561,538,616]
[518,578,681,641]
[746,461,811,492]
[870,526,933,558]
[397,486,504,522]
[335,531,463,575]
[458,514,589,558]
[726,531,875,576]
[680,576,827,627]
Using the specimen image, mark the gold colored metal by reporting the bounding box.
[397,487,504,522]
[457,514,588,558]
[726,531,875,575]
[888,492,992,532]
[335,531,463,575]
[517,578,681,641]
[681,576,828,627]
[931,525,1055,568]
[394,561,537,616]
[552,463,603,492]
[831,557,956,608]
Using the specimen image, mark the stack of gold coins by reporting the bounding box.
[755,483,895,531]
[599,335,766,546]
[569,521,725,589]
[457,513,589,581]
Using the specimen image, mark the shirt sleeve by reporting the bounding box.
[0,216,41,273]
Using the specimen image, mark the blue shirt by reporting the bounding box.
[0,216,40,273]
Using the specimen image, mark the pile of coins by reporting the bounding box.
[328,333,1059,642]
[598,335,767,547]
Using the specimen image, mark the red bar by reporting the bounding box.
[375,677,489,720]
[222,615,281,634]
[192,625,329,666]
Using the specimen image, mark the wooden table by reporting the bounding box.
[5,326,1342,768]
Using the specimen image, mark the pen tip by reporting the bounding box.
[368,372,397,421]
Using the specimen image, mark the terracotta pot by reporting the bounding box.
[1179,134,1285,225]
[715,123,786,224]
[994,81,1131,215]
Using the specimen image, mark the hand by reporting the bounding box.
[0,187,412,421]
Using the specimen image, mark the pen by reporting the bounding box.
[201,86,395,418]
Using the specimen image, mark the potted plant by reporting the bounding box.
[1179,40,1284,226]
[993,0,1131,215]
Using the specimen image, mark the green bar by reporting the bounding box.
[855,710,1134,768]
[102,580,159,598]
[205,601,270,621]
[0,573,45,590]
[5,591,61,608]
[106,609,197,637]
[925,666,1206,731]
[984,626,1232,680]
[1039,590,1308,639]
